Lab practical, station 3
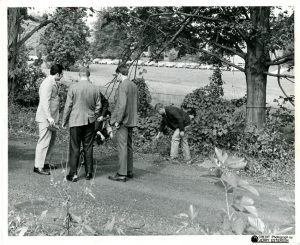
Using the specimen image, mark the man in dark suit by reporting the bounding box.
[62,68,101,182]
[108,64,138,182]
[154,103,192,164]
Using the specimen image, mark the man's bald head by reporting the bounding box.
[79,68,90,78]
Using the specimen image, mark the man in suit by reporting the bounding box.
[108,64,138,182]
[154,103,192,164]
[62,68,101,182]
[34,64,64,175]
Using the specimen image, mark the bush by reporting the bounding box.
[132,77,153,117]
[9,48,46,107]
[182,68,246,154]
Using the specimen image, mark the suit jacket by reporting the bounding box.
[35,75,60,123]
[62,79,101,128]
[159,106,191,132]
[95,86,109,117]
[110,78,138,127]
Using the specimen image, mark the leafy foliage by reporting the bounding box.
[132,77,153,117]
[9,47,46,106]
[182,68,245,154]
[40,8,91,70]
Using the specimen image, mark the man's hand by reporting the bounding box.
[48,118,55,127]
[97,116,104,122]
[179,131,185,137]
[115,122,120,129]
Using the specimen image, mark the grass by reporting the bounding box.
[58,64,294,107]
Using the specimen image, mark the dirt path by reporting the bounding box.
[8,137,294,235]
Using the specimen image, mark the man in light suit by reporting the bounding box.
[108,64,138,182]
[62,68,101,182]
[34,64,64,175]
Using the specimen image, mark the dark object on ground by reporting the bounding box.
[108,173,127,182]
[66,174,78,182]
[33,167,50,175]
[44,163,58,169]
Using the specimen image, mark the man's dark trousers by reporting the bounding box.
[69,122,95,175]
[116,125,133,175]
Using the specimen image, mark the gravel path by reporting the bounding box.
[8,137,294,235]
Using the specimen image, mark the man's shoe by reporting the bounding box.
[86,173,93,180]
[44,163,58,169]
[127,172,133,178]
[66,174,78,182]
[33,167,50,175]
[108,173,127,182]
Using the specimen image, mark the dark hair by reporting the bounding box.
[115,64,129,76]
[154,103,164,111]
[50,64,63,75]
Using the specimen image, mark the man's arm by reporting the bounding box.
[40,81,54,122]
[111,82,127,125]
[99,92,109,117]
[62,87,73,127]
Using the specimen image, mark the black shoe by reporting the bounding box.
[66,174,78,182]
[108,173,127,182]
[44,163,58,169]
[33,167,50,175]
[127,172,133,178]
[86,173,93,180]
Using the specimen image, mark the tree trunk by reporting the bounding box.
[8,8,22,95]
[244,7,271,129]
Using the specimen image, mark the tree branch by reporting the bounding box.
[154,9,200,60]
[277,66,294,106]
[220,7,248,41]
[203,38,245,59]
[264,72,294,79]
[17,19,56,48]
[266,53,294,66]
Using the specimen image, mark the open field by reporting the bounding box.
[60,64,294,108]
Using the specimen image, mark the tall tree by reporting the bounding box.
[40,7,91,70]
[99,6,294,129]
[8,8,55,94]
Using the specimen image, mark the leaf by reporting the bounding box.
[18,227,28,236]
[221,172,238,188]
[189,205,198,220]
[199,159,218,169]
[232,204,245,212]
[104,216,115,232]
[238,179,259,196]
[248,216,265,233]
[234,196,254,207]
[232,216,246,235]
[215,147,228,165]
[226,156,247,169]
[244,206,258,217]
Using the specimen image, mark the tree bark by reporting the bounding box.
[8,8,22,95]
[244,7,271,129]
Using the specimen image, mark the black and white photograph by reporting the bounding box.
[1,0,298,244]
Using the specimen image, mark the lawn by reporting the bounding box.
[76,64,294,107]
